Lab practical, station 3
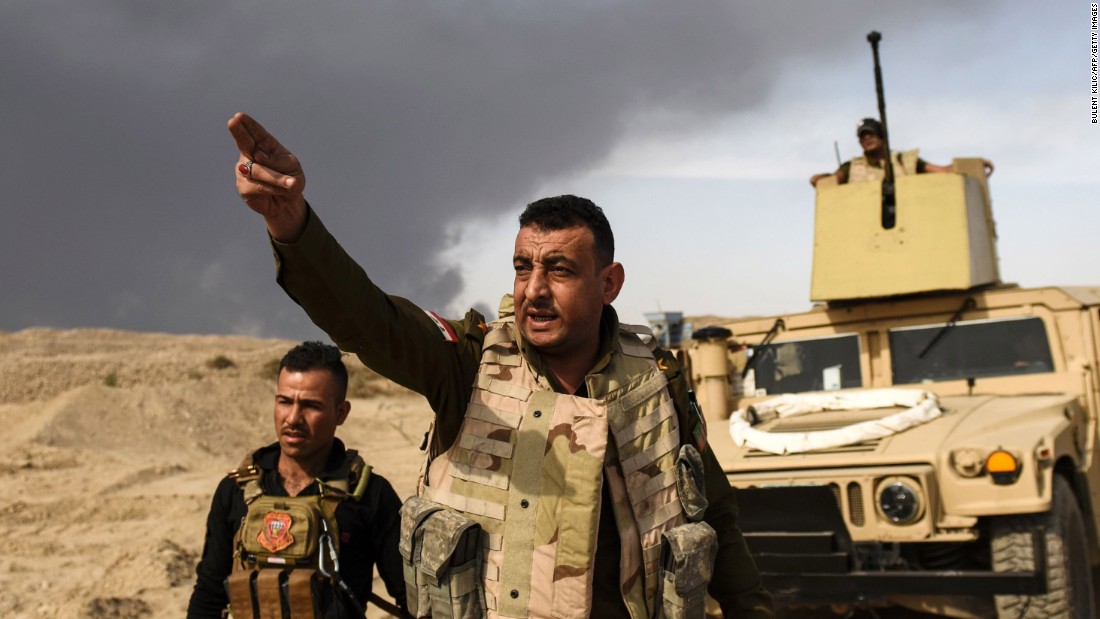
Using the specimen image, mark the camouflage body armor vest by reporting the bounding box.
[225,450,372,619]
[847,149,920,183]
[401,314,717,619]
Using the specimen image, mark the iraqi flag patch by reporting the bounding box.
[425,310,459,343]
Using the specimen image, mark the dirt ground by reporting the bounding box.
[0,327,1054,618]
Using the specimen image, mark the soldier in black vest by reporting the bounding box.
[187,341,406,618]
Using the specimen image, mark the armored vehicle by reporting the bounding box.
[677,155,1100,618]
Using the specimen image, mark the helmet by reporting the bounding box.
[856,118,883,138]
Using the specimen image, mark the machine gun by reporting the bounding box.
[867,30,896,229]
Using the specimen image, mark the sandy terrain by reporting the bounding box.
[0,328,432,619]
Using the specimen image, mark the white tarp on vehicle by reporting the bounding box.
[729,389,943,455]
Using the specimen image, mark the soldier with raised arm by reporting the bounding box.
[227,112,773,619]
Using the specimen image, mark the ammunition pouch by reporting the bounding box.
[227,568,342,619]
[399,496,485,619]
[653,522,717,619]
[674,445,708,522]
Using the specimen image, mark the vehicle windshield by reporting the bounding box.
[890,316,1053,384]
[745,334,862,396]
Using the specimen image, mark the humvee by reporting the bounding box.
[676,161,1100,618]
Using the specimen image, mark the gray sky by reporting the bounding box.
[3,2,1095,340]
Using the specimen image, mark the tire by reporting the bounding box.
[991,475,1095,618]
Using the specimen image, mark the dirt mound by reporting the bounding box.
[32,380,273,462]
[0,328,298,404]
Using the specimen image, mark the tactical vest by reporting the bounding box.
[225,449,372,619]
[847,149,920,183]
[400,315,716,619]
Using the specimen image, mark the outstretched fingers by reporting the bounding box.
[227,112,262,158]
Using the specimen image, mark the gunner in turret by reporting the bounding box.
[809,118,994,187]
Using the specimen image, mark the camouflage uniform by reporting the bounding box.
[271,208,773,619]
[840,149,923,183]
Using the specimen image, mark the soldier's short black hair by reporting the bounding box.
[279,341,349,401]
[518,195,615,268]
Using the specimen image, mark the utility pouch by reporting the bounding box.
[399,496,485,619]
[239,495,326,564]
[653,522,717,619]
[675,445,708,522]
[400,497,444,617]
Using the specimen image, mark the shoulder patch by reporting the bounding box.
[425,310,459,343]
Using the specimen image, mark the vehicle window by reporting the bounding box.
[746,334,862,395]
[890,317,1053,384]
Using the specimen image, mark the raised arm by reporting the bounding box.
[226,113,484,433]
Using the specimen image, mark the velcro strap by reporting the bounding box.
[620,323,653,336]
[485,591,497,611]
[483,562,500,581]
[450,460,510,490]
[241,479,265,505]
[635,500,682,533]
[608,372,669,431]
[643,542,663,566]
[458,432,514,459]
[645,569,659,598]
[482,531,503,551]
[477,374,532,401]
[287,569,319,619]
[633,467,677,505]
[424,487,506,521]
[483,326,514,348]
[467,402,523,430]
[620,337,653,358]
[612,397,675,445]
[482,350,522,366]
[254,570,283,619]
[620,432,679,476]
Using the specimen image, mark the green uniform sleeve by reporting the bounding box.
[270,207,485,448]
[702,448,775,618]
[658,350,775,618]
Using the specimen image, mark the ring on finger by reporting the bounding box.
[238,160,254,178]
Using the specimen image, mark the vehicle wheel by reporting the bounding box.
[991,475,1095,618]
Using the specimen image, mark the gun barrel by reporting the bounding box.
[866,31,892,182]
[867,30,896,227]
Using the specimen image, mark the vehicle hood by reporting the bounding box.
[722,392,1080,474]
